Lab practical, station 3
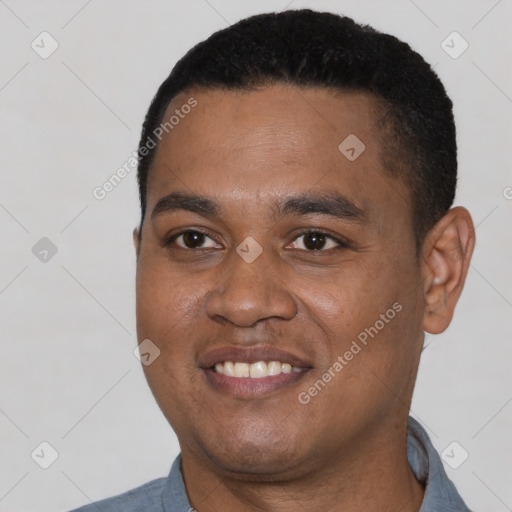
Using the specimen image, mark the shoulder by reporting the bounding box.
[68,477,167,512]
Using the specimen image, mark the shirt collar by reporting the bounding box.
[407,416,471,511]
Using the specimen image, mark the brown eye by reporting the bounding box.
[303,232,327,250]
[182,231,205,248]
[290,231,343,251]
[168,230,220,249]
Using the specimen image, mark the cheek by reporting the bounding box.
[294,256,420,378]
[135,253,206,347]
[294,260,395,335]
[136,262,206,413]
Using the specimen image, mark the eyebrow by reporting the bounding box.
[152,192,220,219]
[275,192,366,222]
[151,191,366,222]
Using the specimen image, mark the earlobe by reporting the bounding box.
[133,226,141,257]
[421,207,475,334]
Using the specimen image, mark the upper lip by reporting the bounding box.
[199,345,313,369]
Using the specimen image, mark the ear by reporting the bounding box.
[421,207,475,334]
[133,226,141,258]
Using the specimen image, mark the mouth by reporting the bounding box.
[200,346,312,399]
[213,360,303,377]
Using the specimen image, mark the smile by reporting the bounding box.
[200,345,312,398]
[213,360,303,378]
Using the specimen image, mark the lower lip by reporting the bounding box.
[203,368,310,398]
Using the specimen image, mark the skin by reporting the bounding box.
[133,84,475,511]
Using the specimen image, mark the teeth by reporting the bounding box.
[223,361,235,377]
[234,362,250,378]
[250,361,267,378]
[213,360,303,378]
[267,361,281,376]
[281,363,292,374]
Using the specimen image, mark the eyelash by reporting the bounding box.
[165,229,349,252]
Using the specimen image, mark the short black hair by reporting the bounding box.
[137,9,457,248]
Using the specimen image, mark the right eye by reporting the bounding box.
[165,230,221,250]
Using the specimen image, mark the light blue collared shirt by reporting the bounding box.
[69,417,471,511]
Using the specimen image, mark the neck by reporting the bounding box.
[180,419,425,512]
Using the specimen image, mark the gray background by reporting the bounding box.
[0,0,511,510]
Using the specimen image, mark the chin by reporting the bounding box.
[199,430,305,478]
[208,451,302,479]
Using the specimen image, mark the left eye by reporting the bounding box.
[289,231,343,251]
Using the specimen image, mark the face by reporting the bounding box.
[135,85,426,478]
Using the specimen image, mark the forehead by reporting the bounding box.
[161,85,382,160]
[147,85,409,226]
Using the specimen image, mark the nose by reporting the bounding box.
[205,249,297,328]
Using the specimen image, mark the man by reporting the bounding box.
[72,9,474,511]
